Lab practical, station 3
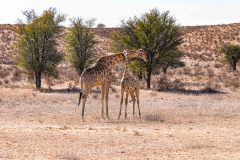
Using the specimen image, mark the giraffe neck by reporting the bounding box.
[112,52,125,65]
[123,57,130,78]
[101,52,125,68]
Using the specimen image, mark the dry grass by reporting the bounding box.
[214,63,223,68]
[157,76,183,91]
[10,69,22,82]
[144,112,165,123]
[224,76,240,89]
[182,66,191,75]
[0,87,240,159]
[149,91,157,97]
[206,68,215,78]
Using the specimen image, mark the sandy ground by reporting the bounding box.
[0,87,240,159]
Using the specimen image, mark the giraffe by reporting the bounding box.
[118,50,146,120]
[78,49,147,121]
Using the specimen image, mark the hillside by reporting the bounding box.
[180,24,240,61]
[0,23,240,90]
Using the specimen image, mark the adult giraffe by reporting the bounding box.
[78,49,147,121]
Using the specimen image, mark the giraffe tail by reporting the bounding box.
[78,90,83,106]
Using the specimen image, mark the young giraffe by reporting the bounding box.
[118,50,147,120]
[78,49,147,121]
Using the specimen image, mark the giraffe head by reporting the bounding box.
[123,49,147,62]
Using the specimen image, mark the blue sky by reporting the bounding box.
[0,0,240,27]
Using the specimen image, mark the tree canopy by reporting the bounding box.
[65,18,97,75]
[16,8,65,89]
[110,9,183,89]
[97,23,106,28]
[221,44,240,71]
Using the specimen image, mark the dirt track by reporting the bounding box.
[0,87,240,159]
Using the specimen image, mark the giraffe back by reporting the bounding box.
[79,53,124,91]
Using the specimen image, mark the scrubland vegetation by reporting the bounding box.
[0,8,240,159]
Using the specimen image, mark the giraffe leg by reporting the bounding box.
[125,93,129,119]
[118,89,124,120]
[81,97,87,122]
[130,92,135,117]
[136,88,141,118]
[101,84,105,120]
[81,90,90,122]
[105,84,110,120]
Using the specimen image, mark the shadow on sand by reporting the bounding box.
[162,87,225,95]
[40,87,102,94]
[41,86,225,95]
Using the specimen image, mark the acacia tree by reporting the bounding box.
[221,44,240,71]
[97,23,106,28]
[110,9,183,89]
[16,8,65,89]
[65,18,97,75]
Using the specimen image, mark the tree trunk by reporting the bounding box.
[163,67,168,74]
[35,72,42,90]
[233,61,237,71]
[146,69,152,89]
[137,72,143,80]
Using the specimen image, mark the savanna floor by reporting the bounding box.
[0,87,240,159]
